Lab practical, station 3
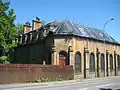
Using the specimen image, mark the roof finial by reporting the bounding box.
[36,17,40,21]
[25,21,30,26]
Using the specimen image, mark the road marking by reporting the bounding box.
[96,83,119,88]
[76,83,120,90]
[76,88,88,90]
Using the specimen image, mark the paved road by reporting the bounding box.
[0,76,120,90]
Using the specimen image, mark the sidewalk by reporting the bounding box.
[0,76,119,89]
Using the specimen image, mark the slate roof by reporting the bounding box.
[47,20,116,43]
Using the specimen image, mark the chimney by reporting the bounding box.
[32,17,41,30]
[24,22,31,33]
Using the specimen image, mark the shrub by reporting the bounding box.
[36,76,65,83]
[0,56,10,64]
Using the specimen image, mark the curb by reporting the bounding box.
[0,76,119,89]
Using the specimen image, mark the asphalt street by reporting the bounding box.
[0,76,120,90]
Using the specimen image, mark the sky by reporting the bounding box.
[4,0,120,41]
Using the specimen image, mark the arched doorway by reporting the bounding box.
[75,51,82,73]
[47,52,51,64]
[90,53,95,72]
[110,54,113,72]
[59,51,68,66]
[117,55,120,71]
[100,53,105,72]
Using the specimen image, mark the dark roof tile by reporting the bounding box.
[49,20,116,43]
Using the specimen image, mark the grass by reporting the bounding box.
[33,75,73,83]
[36,76,64,82]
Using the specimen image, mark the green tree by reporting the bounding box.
[0,0,17,63]
[16,23,24,35]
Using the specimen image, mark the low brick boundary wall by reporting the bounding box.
[0,64,73,84]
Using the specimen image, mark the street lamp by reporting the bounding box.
[103,18,114,76]
[103,18,114,32]
[103,18,114,42]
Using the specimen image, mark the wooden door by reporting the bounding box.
[59,56,66,66]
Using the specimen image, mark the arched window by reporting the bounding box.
[47,52,51,64]
[59,51,69,65]
[90,53,95,72]
[100,53,105,72]
[110,54,113,72]
[75,51,82,73]
[117,55,120,70]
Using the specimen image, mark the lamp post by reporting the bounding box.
[103,18,114,77]
[103,18,114,49]
[103,18,114,32]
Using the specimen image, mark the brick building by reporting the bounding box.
[14,18,120,79]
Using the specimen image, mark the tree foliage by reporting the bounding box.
[0,0,17,63]
[16,23,24,35]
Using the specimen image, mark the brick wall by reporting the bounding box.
[0,64,73,84]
